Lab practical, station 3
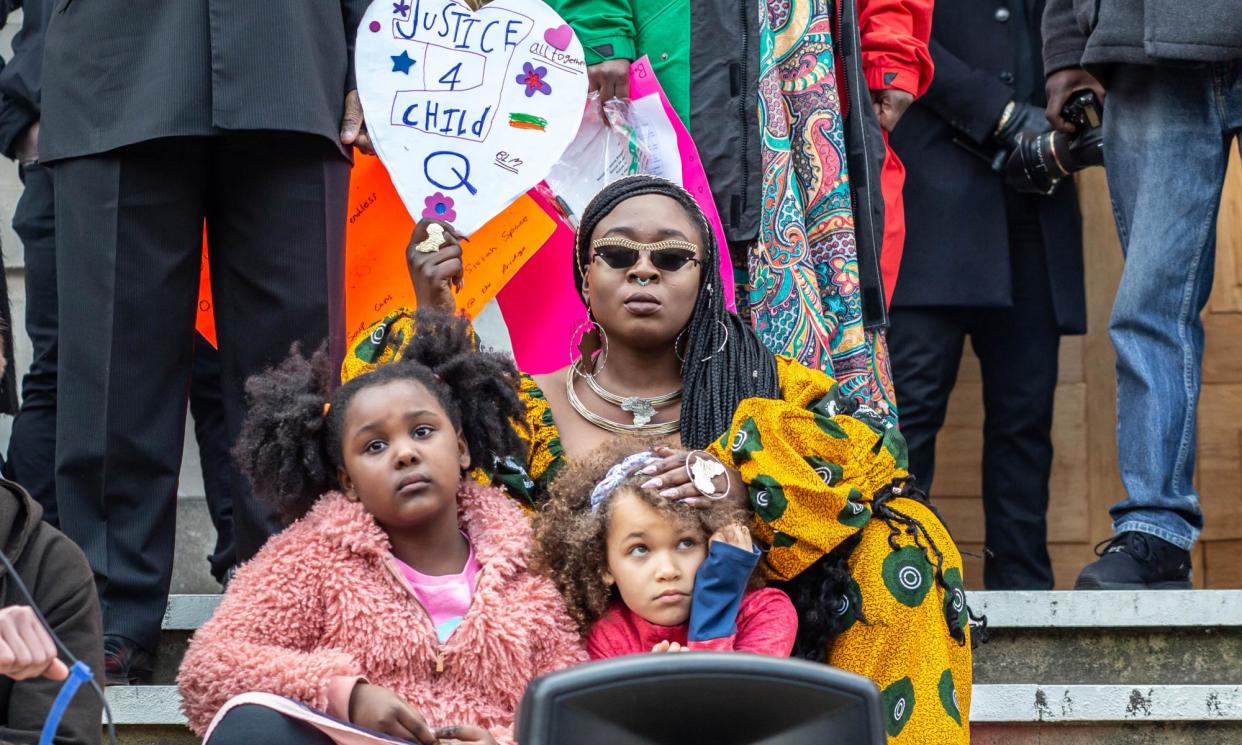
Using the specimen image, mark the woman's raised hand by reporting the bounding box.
[405,218,468,311]
[348,682,437,744]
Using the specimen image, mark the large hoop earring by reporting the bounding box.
[676,319,730,364]
[569,316,610,375]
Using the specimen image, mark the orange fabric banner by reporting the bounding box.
[196,235,216,348]
[341,154,555,345]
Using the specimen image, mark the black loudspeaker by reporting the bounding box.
[515,653,886,745]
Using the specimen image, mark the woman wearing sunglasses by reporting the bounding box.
[343,176,974,744]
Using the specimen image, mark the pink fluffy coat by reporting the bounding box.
[177,482,587,742]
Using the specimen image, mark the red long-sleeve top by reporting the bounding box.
[586,588,798,659]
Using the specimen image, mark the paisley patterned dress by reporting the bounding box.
[751,0,898,423]
[343,309,972,743]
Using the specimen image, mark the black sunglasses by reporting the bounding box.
[590,237,702,273]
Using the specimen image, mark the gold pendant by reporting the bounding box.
[621,397,657,427]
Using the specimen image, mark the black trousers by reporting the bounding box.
[190,335,237,585]
[4,164,58,520]
[206,705,334,745]
[3,166,237,582]
[52,133,349,651]
[889,203,1061,590]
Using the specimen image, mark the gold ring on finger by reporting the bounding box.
[415,223,447,253]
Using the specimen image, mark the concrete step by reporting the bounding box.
[971,590,1242,685]
[150,591,1242,685]
[109,684,1242,724]
[108,590,1242,744]
[170,496,224,596]
[105,684,1242,745]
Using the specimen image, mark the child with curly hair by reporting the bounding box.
[177,308,586,745]
[534,438,797,658]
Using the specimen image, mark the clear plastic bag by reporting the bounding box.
[544,91,653,226]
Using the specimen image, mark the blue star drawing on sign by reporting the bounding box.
[393,2,410,13]
[391,50,415,75]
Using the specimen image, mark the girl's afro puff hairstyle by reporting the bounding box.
[233,307,527,522]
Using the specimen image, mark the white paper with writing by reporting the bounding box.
[356,0,588,233]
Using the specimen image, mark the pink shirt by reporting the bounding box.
[393,539,480,642]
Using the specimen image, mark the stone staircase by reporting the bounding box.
[968,590,1241,744]
[97,589,1241,744]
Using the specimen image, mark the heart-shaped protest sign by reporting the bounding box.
[356,0,588,233]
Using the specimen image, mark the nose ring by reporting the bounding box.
[636,277,653,287]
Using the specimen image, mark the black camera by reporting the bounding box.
[1005,90,1103,195]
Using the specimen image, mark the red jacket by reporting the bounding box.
[854,0,935,309]
[586,589,798,659]
[178,484,587,743]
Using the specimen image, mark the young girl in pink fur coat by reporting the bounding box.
[177,309,587,745]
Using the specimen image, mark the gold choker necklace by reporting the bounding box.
[581,367,681,427]
[566,364,682,436]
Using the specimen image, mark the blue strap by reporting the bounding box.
[39,660,92,745]
[688,541,761,642]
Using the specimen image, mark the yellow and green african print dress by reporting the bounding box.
[343,310,973,744]
[706,356,972,743]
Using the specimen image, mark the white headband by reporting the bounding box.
[589,451,658,513]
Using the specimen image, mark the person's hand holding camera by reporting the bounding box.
[992,101,1049,152]
[1045,67,1105,133]
[1005,88,1104,194]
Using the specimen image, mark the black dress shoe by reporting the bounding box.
[104,635,154,686]
[1074,531,1192,589]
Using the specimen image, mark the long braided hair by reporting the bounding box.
[573,175,780,449]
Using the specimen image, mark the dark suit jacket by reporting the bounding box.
[0,0,50,160]
[890,0,1086,334]
[39,0,368,162]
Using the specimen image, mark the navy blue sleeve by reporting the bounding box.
[688,541,761,643]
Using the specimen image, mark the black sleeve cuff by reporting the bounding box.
[0,101,37,161]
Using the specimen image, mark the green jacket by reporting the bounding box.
[548,0,693,126]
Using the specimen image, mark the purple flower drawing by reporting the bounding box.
[421,193,456,222]
[515,62,552,97]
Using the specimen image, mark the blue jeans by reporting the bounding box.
[1106,62,1242,550]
